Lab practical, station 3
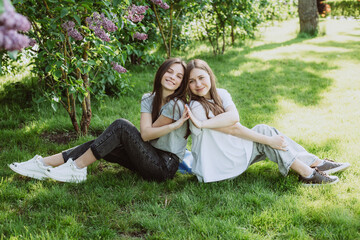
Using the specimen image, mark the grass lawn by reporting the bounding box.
[1,18,359,239]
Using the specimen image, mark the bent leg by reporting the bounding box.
[89,119,178,181]
[249,124,318,176]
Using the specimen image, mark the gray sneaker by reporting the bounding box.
[300,168,339,186]
[314,158,351,174]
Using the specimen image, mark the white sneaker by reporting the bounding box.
[9,155,50,180]
[45,158,87,183]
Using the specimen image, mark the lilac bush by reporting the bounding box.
[0,0,31,51]
[2,0,156,135]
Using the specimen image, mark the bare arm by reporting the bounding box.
[214,123,287,151]
[140,110,189,141]
[152,115,173,128]
[186,104,239,129]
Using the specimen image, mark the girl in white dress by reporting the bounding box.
[184,59,350,185]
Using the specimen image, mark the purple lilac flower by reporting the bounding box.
[61,21,83,41]
[0,11,31,32]
[86,12,117,41]
[133,32,148,41]
[0,27,30,51]
[68,29,83,41]
[0,0,31,51]
[61,21,75,31]
[111,62,127,73]
[125,5,148,23]
[29,38,37,47]
[100,13,118,32]
[160,2,169,10]
[150,0,169,10]
[94,27,110,42]
[3,0,14,12]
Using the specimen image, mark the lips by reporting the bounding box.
[166,79,175,85]
[196,87,205,92]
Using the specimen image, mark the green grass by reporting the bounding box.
[1,18,360,239]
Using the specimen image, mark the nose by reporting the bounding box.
[195,80,201,87]
[169,72,176,80]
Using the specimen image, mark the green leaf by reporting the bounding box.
[87,59,96,65]
[121,53,127,65]
[77,94,84,103]
[45,65,52,73]
[112,0,122,7]
[55,61,63,67]
[60,8,69,18]
[81,3,91,11]
[46,40,56,50]
[73,15,81,25]
[76,60,82,68]
[8,51,18,60]
[53,70,62,79]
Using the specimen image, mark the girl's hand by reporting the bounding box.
[268,135,287,151]
[172,107,190,129]
[185,105,203,129]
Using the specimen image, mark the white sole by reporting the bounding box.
[302,177,339,186]
[45,171,86,183]
[323,163,351,174]
[9,164,47,180]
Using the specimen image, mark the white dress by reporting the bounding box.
[189,89,254,183]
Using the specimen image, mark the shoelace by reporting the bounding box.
[314,167,330,178]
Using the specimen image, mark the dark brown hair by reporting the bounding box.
[149,58,187,123]
[184,59,225,118]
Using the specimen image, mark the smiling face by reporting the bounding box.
[160,63,184,93]
[188,68,212,99]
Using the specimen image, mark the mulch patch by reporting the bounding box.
[40,129,103,145]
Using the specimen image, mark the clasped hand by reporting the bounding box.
[185,105,203,129]
[172,106,190,129]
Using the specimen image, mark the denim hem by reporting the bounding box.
[90,145,102,160]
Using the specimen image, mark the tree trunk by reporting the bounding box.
[69,94,80,134]
[298,0,319,35]
[80,42,92,136]
[153,4,170,58]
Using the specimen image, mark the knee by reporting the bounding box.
[253,124,271,131]
[253,124,276,135]
[112,118,134,129]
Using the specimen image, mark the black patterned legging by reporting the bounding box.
[62,119,179,181]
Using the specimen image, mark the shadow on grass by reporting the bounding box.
[310,40,360,61]
[191,48,335,125]
[191,36,311,61]
[242,36,312,53]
